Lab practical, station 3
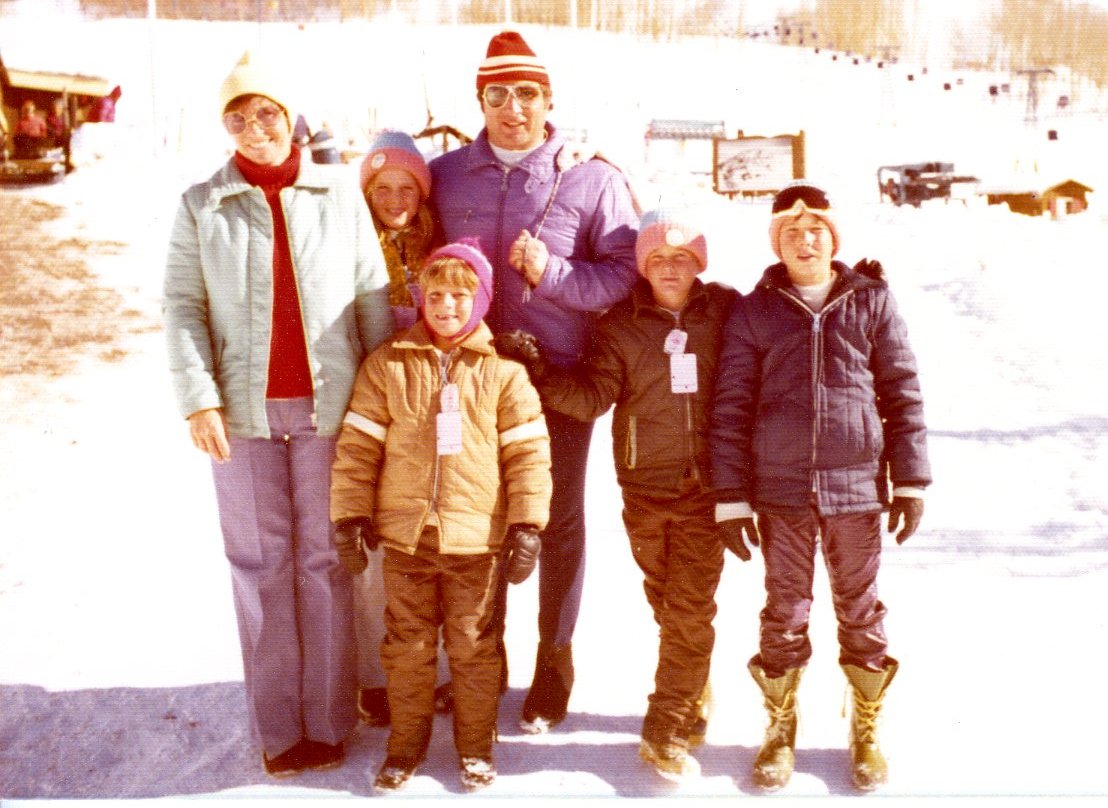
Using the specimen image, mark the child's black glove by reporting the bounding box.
[887,496,924,544]
[504,523,542,584]
[853,258,885,279]
[333,516,377,574]
[716,518,759,561]
[493,330,547,381]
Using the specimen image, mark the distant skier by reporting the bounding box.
[711,181,931,792]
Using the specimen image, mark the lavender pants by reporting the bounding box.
[211,397,356,758]
[757,508,889,676]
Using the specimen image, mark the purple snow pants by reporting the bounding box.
[211,397,356,759]
[757,507,889,676]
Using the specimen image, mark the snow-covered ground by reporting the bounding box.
[2,13,1107,806]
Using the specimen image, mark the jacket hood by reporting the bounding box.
[392,319,497,356]
[203,149,338,208]
[757,260,887,296]
[628,276,712,318]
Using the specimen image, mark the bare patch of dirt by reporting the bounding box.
[0,193,152,378]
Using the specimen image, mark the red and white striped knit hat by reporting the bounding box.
[475,30,551,92]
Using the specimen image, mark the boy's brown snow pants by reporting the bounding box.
[621,481,723,744]
[380,539,501,762]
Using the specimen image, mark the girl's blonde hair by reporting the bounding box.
[419,256,478,293]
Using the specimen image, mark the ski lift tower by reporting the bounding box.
[1017,68,1054,123]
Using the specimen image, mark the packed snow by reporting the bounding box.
[1,11,1107,806]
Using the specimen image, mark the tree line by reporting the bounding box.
[11,0,1105,87]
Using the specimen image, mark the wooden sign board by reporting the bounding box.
[713,131,805,197]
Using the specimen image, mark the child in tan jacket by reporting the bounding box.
[330,239,552,793]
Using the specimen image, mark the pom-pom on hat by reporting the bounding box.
[422,238,494,337]
[476,30,551,93]
[635,207,709,275]
[768,180,840,259]
[219,49,295,115]
[359,130,432,200]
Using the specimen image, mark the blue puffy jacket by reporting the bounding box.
[710,260,930,515]
[430,124,639,368]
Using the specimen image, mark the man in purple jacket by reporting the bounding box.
[430,29,639,734]
[711,182,930,793]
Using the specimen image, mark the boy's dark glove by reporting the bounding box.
[333,516,377,574]
[493,330,547,381]
[853,258,885,280]
[888,496,924,544]
[717,518,759,561]
[504,523,542,584]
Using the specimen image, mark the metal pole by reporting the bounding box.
[148,0,158,153]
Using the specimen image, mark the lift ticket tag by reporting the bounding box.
[664,329,697,393]
[437,383,462,455]
[670,352,698,394]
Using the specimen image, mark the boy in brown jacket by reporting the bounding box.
[330,239,552,793]
[495,208,741,781]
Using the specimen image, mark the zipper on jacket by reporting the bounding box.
[776,286,855,502]
[276,190,319,428]
[491,165,512,325]
[674,310,699,482]
[425,348,456,532]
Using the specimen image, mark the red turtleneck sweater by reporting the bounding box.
[234,147,313,400]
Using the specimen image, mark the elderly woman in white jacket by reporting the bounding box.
[163,50,393,777]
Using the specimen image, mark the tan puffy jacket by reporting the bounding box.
[330,320,551,555]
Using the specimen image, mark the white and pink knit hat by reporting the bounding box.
[359,130,432,200]
[635,207,708,275]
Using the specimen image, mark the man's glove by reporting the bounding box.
[717,518,759,561]
[333,516,377,574]
[493,330,547,381]
[887,497,924,544]
[504,523,542,584]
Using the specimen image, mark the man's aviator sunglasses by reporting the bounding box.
[223,105,285,135]
[482,84,545,109]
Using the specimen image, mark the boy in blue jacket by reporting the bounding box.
[710,182,930,792]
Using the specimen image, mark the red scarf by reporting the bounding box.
[235,147,312,400]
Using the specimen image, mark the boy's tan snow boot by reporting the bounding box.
[841,657,899,791]
[748,660,804,791]
[685,681,713,748]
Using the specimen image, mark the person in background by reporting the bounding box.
[46,97,68,149]
[352,129,452,727]
[162,50,393,778]
[13,100,49,157]
[86,84,121,123]
[330,239,552,792]
[430,29,639,734]
[307,125,341,164]
[710,181,930,792]
[495,208,738,782]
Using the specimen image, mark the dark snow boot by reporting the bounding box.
[842,657,898,791]
[749,660,804,791]
[519,642,574,734]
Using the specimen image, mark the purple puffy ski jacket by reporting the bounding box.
[429,124,639,368]
[710,261,931,515]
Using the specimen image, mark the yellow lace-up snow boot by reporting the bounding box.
[841,657,899,791]
[748,661,804,791]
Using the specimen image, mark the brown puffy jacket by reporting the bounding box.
[331,320,551,555]
[538,278,738,497]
